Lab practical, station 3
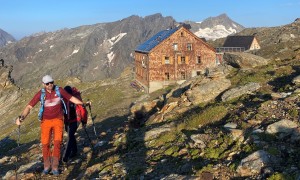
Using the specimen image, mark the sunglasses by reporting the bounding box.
[45,81,54,85]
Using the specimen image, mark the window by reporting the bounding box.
[173,43,178,51]
[196,71,201,76]
[181,32,184,37]
[197,56,201,64]
[181,56,186,64]
[165,56,170,64]
[165,72,170,80]
[187,43,192,51]
[181,72,186,79]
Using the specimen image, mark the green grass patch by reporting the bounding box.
[267,172,295,180]
[183,105,228,130]
[148,131,178,148]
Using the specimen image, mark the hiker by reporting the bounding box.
[62,85,88,163]
[15,75,85,176]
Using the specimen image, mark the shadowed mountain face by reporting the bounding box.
[0,28,16,47]
[0,13,176,88]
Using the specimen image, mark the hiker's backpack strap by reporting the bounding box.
[55,86,68,115]
[38,88,46,121]
[38,86,68,121]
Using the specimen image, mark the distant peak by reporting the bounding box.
[144,13,163,19]
[217,13,228,18]
[294,18,300,23]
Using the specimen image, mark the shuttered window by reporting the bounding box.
[187,43,192,51]
[165,56,170,64]
[181,56,185,64]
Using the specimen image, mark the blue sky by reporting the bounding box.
[0,0,299,40]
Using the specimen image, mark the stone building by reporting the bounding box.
[134,25,217,93]
[222,35,261,51]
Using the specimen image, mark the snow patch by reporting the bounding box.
[93,33,127,62]
[194,24,237,40]
[107,51,115,64]
[35,49,42,54]
[108,33,127,46]
[66,48,80,58]
[72,49,79,54]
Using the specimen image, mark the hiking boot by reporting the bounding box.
[52,169,60,176]
[62,156,68,163]
[69,152,77,158]
[41,168,50,175]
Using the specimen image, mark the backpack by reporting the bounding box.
[38,86,67,120]
[67,87,88,124]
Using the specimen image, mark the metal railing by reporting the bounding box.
[215,47,245,53]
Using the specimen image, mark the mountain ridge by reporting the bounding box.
[0,13,242,88]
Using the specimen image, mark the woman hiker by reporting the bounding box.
[62,85,88,163]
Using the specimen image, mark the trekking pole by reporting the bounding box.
[17,125,21,147]
[83,125,94,151]
[86,99,98,139]
[15,117,22,179]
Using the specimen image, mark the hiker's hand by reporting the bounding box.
[85,101,91,107]
[16,116,24,125]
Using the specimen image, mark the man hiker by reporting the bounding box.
[15,75,85,176]
[62,85,88,163]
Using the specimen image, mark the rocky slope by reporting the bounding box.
[1,47,300,179]
[0,17,300,180]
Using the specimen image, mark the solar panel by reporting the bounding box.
[135,27,178,53]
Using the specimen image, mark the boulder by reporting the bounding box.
[186,77,231,105]
[221,82,261,102]
[223,52,269,68]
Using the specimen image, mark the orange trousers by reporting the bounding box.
[40,118,63,170]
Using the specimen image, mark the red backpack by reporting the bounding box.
[69,87,88,124]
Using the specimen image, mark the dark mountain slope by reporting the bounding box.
[0,13,176,88]
[0,28,16,47]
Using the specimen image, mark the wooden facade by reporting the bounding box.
[135,26,217,93]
